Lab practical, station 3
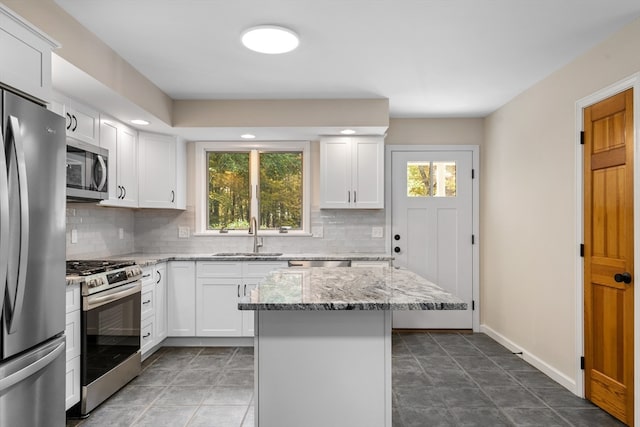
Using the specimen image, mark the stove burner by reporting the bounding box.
[66,260,136,276]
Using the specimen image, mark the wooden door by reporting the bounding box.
[391,150,474,329]
[584,88,634,426]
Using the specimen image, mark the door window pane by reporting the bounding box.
[207,152,250,230]
[259,152,303,230]
[407,161,456,197]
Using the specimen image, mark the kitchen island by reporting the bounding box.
[238,266,467,427]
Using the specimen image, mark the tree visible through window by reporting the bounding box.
[207,150,303,231]
[407,161,456,197]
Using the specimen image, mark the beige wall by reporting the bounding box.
[386,118,484,146]
[482,16,640,385]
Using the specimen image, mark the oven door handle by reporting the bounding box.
[85,281,141,310]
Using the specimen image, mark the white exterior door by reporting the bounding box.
[391,150,474,329]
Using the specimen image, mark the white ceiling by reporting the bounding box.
[53,0,640,120]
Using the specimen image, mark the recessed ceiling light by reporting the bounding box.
[241,25,299,54]
[340,129,356,135]
[241,133,256,139]
[131,119,150,125]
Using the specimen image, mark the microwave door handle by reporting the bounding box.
[94,154,107,191]
[0,123,9,314]
[6,116,29,334]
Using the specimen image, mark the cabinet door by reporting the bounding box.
[155,263,168,341]
[352,138,384,208]
[320,138,351,208]
[65,357,80,410]
[65,310,80,360]
[68,102,100,145]
[242,280,258,336]
[138,132,177,208]
[167,261,196,336]
[117,125,138,207]
[195,278,243,337]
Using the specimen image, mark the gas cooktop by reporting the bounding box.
[66,260,136,276]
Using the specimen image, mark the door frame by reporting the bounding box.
[385,144,480,332]
[575,73,640,421]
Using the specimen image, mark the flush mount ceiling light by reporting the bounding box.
[340,129,356,135]
[241,25,299,54]
[130,119,150,125]
[241,133,256,139]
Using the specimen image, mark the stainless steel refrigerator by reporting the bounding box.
[0,89,66,427]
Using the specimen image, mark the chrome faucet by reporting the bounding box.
[249,216,263,253]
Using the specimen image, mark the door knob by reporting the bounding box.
[394,234,401,241]
[394,247,401,253]
[614,272,632,284]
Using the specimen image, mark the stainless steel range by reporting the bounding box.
[66,260,143,416]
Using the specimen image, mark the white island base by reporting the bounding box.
[254,310,392,427]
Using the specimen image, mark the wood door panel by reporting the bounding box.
[584,88,634,426]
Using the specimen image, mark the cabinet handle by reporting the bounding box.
[237,285,240,298]
[65,113,72,130]
[354,191,357,203]
[142,300,151,305]
[117,185,123,199]
[171,190,175,203]
[244,284,247,296]
[142,273,151,278]
[156,270,161,284]
[71,115,78,132]
[122,186,126,199]
[347,191,350,203]
[142,332,151,339]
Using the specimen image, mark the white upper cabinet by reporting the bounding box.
[138,132,186,209]
[51,93,100,145]
[320,136,384,209]
[99,117,138,207]
[0,5,57,103]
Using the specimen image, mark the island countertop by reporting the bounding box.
[238,266,467,311]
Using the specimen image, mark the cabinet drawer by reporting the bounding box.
[65,284,80,314]
[197,261,242,278]
[243,261,288,277]
[141,285,154,320]
[141,319,155,354]
[65,357,80,410]
[141,267,155,286]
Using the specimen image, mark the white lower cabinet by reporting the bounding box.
[168,261,196,336]
[167,260,286,338]
[140,262,168,359]
[65,284,81,410]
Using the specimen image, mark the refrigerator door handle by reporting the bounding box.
[0,120,9,314]
[6,115,29,334]
[0,339,65,392]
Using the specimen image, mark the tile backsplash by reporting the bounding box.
[65,204,386,258]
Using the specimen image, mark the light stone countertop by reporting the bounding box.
[66,253,393,286]
[238,266,467,311]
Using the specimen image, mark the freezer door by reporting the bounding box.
[0,335,65,427]
[2,90,66,358]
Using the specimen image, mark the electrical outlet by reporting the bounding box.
[312,226,324,238]
[178,226,190,238]
[371,227,383,238]
[71,229,78,244]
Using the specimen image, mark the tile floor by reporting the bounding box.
[66,332,625,427]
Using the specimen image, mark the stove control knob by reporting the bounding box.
[97,277,104,287]
[126,270,132,278]
[88,279,96,288]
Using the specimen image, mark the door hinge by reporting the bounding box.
[580,244,584,257]
[580,356,585,370]
[471,235,475,245]
[580,131,585,145]
[472,169,475,179]
[472,300,475,310]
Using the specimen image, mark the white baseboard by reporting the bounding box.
[479,324,579,395]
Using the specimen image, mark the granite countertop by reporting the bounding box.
[238,266,467,311]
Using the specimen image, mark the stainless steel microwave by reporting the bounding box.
[66,139,109,201]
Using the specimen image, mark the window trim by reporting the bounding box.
[194,141,311,236]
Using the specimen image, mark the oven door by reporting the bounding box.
[82,282,141,385]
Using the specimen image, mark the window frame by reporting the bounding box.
[194,141,311,236]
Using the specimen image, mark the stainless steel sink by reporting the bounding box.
[212,252,283,257]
